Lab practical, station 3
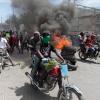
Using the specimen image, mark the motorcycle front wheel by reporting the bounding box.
[0,65,2,73]
[78,50,87,60]
[58,88,84,100]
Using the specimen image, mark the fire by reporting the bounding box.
[52,34,72,50]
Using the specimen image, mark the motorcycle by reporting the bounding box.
[78,43,100,60]
[25,58,84,100]
[0,48,9,73]
[61,46,78,71]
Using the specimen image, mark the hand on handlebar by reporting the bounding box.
[27,44,33,48]
[56,57,65,63]
[61,59,66,64]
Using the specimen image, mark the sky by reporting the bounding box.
[50,0,63,5]
[0,0,12,23]
[80,0,100,8]
[0,0,100,23]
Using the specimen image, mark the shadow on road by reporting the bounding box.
[11,51,31,69]
[14,83,57,100]
[76,58,100,65]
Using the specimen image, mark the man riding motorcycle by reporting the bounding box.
[0,32,14,67]
[79,32,86,45]
[29,30,64,87]
[26,32,84,100]
[41,30,64,60]
[85,34,93,54]
[78,33,100,60]
[29,31,44,73]
[85,34,99,55]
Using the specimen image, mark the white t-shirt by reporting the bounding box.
[0,38,7,49]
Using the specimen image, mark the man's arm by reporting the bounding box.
[37,50,44,59]
[4,38,10,49]
[6,42,10,49]
[36,42,44,59]
[55,50,64,61]
[51,45,64,61]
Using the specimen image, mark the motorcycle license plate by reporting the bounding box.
[61,64,68,77]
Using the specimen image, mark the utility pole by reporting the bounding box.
[1,17,3,31]
[93,8,96,33]
[74,0,76,4]
[12,6,16,31]
[1,17,2,24]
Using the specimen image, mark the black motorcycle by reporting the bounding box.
[25,58,84,100]
[0,48,10,73]
[78,43,100,60]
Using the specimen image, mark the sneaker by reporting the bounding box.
[4,62,8,66]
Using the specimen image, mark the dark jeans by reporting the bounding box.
[31,55,41,77]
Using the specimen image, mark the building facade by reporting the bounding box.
[70,6,100,34]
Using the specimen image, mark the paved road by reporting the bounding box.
[0,51,100,100]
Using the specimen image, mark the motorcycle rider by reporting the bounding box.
[29,30,64,88]
[79,32,85,42]
[91,33,98,56]
[0,32,14,66]
[40,30,65,88]
[91,33,97,45]
[29,31,44,72]
[79,32,86,45]
[78,32,86,51]
[85,34,93,54]
[41,30,64,60]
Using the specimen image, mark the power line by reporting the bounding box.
[77,4,100,11]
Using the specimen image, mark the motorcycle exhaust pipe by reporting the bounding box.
[25,72,33,82]
[25,72,47,91]
[25,72,39,88]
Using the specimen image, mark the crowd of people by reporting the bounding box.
[0,30,30,54]
[0,29,99,87]
[0,30,99,61]
[0,29,98,65]
[0,29,70,69]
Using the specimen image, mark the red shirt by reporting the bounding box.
[85,38,92,47]
[9,36,17,45]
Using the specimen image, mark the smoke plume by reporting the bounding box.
[11,0,74,34]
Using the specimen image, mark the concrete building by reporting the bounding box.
[0,24,10,31]
[70,5,100,33]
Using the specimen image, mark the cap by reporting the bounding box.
[34,31,40,36]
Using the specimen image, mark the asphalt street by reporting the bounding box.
[0,51,100,100]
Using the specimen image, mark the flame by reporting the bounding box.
[53,34,72,50]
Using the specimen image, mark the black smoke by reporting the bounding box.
[11,0,75,34]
